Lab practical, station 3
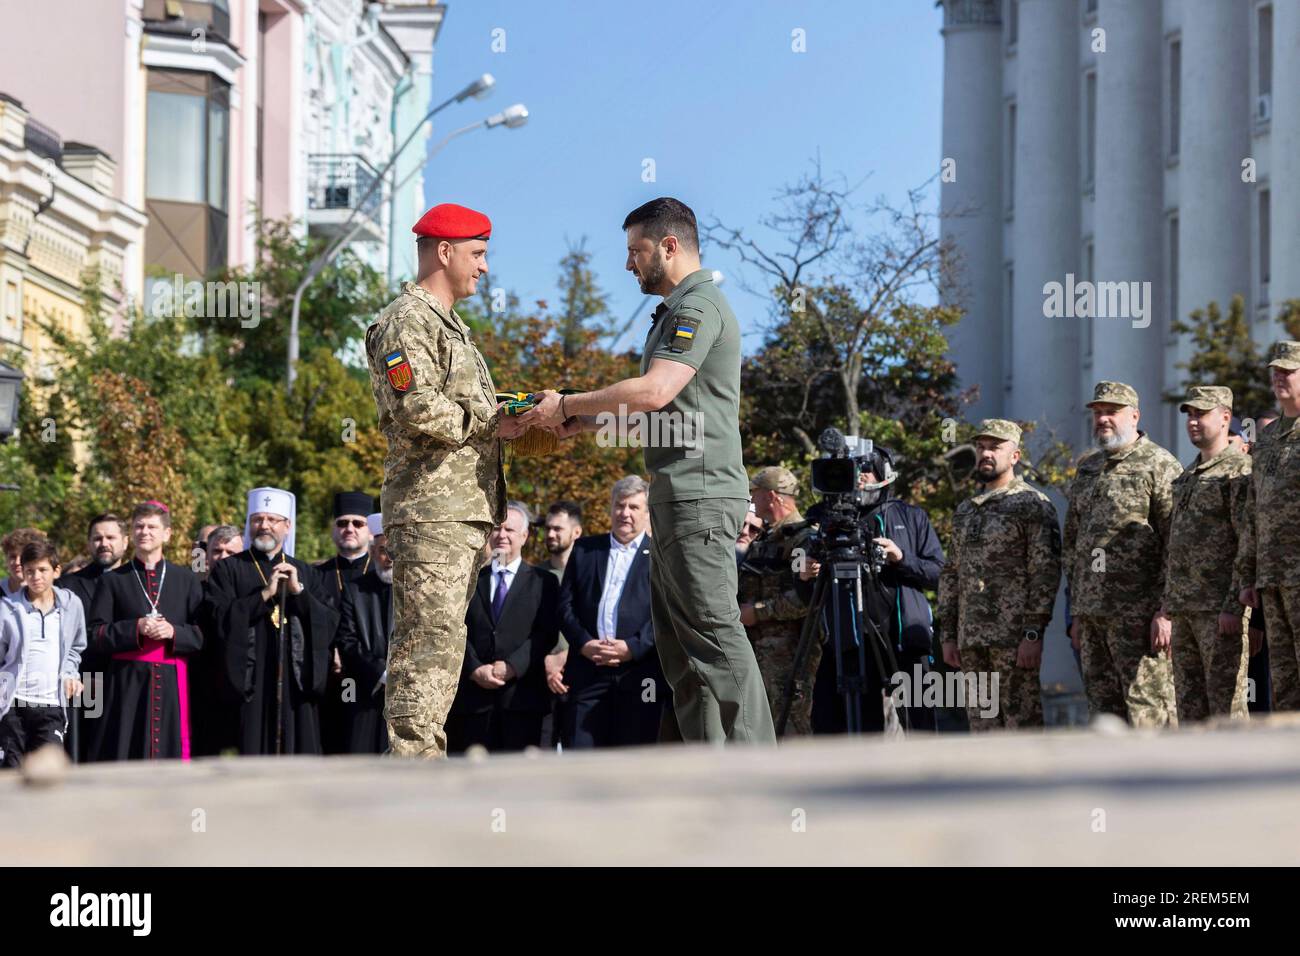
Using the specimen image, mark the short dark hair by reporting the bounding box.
[622,197,699,252]
[131,501,171,529]
[546,501,583,524]
[20,540,60,569]
[87,512,127,539]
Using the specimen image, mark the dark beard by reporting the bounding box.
[94,551,119,567]
[638,253,666,294]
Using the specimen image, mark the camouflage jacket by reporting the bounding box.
[365,282,506,528]
[937,475,1061,648]
[739,512,814,641]
[1063,433,1181,620]
[1235,414,1300,589]
[1164,446,1251,615]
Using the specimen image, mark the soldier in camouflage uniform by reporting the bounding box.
[938,420,1061,731]
[738,467,819,736]
[364,203,525,758]
[1163,386,1251,722]
[1236,341,1300,711]
[1064,381,1182,727]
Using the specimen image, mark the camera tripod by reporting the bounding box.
[776,552,909,737]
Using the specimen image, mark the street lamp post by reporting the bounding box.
[329,106,529,254]
[286,73,496,393]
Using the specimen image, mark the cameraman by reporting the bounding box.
[806,445,945,734]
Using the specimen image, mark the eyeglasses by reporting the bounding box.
[336,519,367,529]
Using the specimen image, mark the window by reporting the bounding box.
[1260,188,1271,302]
[1004,265,1014,394]
[1007,0,1018,49]
[207,98,228,212]
[1006,101,1017,213]
[146,73,229,210]
[1259,5,1273,97]
[1085,71,1097,190]
[146,92,205,203]
[1169,38,1181,159]
[1168,214,1180,339]
[1085,0,1098,15]
[144,69,230,275]
[1083,240,1095,360]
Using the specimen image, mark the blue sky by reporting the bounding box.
[420,0,942,352]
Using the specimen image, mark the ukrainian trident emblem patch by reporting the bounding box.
[385,349,413,391]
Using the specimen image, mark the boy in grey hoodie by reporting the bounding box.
[0,540,86,767]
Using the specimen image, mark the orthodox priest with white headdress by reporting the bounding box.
[204,487,339,755]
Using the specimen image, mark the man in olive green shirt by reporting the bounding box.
[524,197,775,744]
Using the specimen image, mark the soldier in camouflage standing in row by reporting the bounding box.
[1162,387,1251,722]
[1065,382,1182,727]
[938,420,1061,731]
[365,203,526,758]
[1236,342,1300,712]
[737,467,818,735]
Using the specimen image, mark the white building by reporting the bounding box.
[302,0,444,283]
[939,0,1296,459]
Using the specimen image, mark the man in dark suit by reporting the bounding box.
[557,476,665,748]
[447,502,559,753]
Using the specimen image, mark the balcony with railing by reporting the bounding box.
[306,153,385,243]
[142,0,232,42]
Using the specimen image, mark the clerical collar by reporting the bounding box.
[336,552,368,566]
[252,546,284,564]
[132,555,165,572]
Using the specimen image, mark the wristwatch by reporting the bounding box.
[1023,628,1041,643]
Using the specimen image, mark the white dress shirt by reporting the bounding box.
[489,555,523,602]
[597,531,646,641]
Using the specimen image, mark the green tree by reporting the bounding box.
[1168,295,1300,420]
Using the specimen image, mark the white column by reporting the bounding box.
[1092,0,1164,428]
[1269,0,1300,313]
[939,0,1005,420]
[1011,0,1080,448]
[1176,0,1250,451]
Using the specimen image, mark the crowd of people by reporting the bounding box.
[0,340,1297,766]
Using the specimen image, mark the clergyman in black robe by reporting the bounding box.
[336,565,392,754]
[86,557,204,761]
[205,493,338,755]
[315,490,375,754]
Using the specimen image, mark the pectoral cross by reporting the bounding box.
[271,604,282,629]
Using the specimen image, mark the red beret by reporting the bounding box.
[412,203,492,240]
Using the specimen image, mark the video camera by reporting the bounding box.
[806,427,894,572]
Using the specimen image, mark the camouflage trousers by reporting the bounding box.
[751,631,822,737]
[385,521,490,758]
[957,644,1042,732]
[1077,615,1177,728]
[1261,586,1300,711]
[1169,612,1249,723]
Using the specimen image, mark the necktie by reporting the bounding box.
[491,569,509,622]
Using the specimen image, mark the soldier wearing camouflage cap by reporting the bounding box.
[939,420,1061,730]
[1065,382,1180,727]
[364,203,528,758]
[1236,341,1300,711]
[739,467,819,734]
[1163,387,1251,722]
